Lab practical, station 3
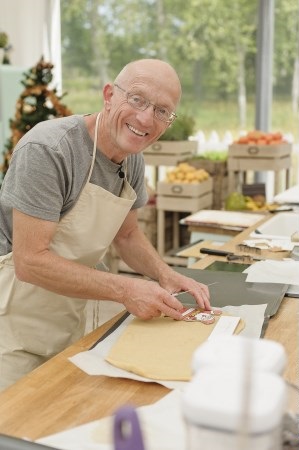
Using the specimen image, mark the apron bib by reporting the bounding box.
[0,113,136,389]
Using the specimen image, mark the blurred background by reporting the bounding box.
[0,0,298,181]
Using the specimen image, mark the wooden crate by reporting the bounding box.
[106,204,175,272]
[138,217,157,247]
[136,204,174,249]
[137,203,156,221]
[143,141,197,166]
[228,143,292,159]
[187,158,228,209]
[227,143,292,194]
[157,178,213,212]
[156,178,213,263]
[228,143,292,171]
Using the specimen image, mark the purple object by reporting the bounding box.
[113,405,145,450]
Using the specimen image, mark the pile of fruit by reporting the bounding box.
[225,192,279,212]
[165,163,210,184]
[234,130,286,146]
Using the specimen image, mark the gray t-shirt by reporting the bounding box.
[0,115,148,255]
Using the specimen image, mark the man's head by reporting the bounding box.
[100,59,182,161]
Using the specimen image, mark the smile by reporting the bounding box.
[126,123,148,137]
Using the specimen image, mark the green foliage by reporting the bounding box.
[60,0,299,139]
[273,0,299,94]
[62,75,298,140]
[60,0,299,102]
[192,150,228,161]
[0,32,8,48]
[159,115,196,141]
[62,76,103,113]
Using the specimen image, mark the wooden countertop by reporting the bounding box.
[0,313,169,441]
[0,213,297,441]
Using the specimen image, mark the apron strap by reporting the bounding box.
[86,112,101,183]
[88,112,128,182]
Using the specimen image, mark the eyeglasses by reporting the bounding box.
[114,83,177,123]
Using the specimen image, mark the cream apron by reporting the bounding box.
[0,113,136,390]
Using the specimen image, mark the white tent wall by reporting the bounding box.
[0,0,61,90]
[0,0,61,169]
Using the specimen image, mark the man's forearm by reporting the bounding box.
[113,227,173,283]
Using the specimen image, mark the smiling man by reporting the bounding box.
[0,59,210,390]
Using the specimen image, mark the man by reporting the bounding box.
[0,59,210,390]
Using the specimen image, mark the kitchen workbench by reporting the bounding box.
[0,214,297,442]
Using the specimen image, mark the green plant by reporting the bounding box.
[159,114,196,141]
[192,150,228,161]
[0,32,8,48]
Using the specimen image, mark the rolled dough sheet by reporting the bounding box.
[105,315,245,381]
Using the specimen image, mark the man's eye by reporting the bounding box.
[157,107,168,117]
[131,95,144,105]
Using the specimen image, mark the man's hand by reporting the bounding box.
[122,278,184,320]
[158,270,211,311]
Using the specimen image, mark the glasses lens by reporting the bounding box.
[155,107,174,123]
[127,93,147,110]
[126,90,176,123]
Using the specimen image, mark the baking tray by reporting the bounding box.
[173,267,288,318]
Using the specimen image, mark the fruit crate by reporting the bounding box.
[157,178,213,212]
[228,142,292,161]
[143,141,197,166]
[227,143,292,195]
[107,205,176,273]
[187,158,228,209]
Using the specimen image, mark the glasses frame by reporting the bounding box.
[114,83,177,124]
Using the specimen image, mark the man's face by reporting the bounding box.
[104,72,180,158]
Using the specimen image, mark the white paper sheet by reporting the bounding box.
[181,210,265,228]
[69,304,267,391]
[274,184,299,204]
[37,390,186,450]
[244,260,299,285]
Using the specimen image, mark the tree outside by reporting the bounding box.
[60,0,299,143]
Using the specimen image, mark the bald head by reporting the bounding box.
[98,58,182,160]
[114,59,182,109]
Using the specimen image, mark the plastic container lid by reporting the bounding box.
[181,368,286,433]
[192,335,286,375]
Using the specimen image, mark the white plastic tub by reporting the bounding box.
[182,368,286,450]
[191,335,287,375]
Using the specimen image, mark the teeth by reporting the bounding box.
[127,124,146,136]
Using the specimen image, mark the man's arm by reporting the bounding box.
[113,209,211,310]
[12,209,185,319]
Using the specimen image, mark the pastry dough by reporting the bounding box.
[105,315,245,381]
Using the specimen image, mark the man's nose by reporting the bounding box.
[136,105,155,125]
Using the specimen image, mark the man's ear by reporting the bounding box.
[103,83,114,110]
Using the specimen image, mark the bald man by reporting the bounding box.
[0,59,210,390]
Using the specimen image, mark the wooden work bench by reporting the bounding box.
[0,215,297,442]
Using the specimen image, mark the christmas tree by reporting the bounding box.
[1,57,72,179]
